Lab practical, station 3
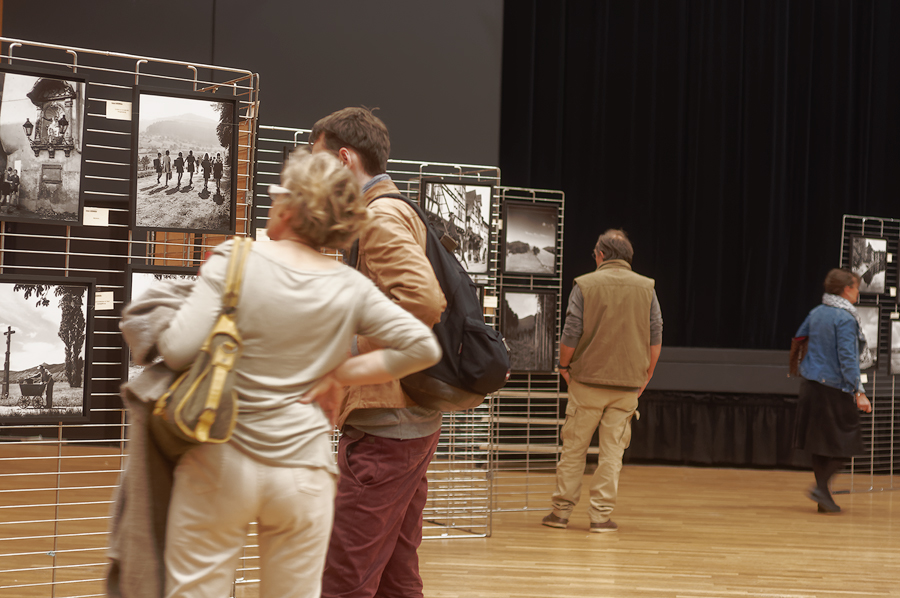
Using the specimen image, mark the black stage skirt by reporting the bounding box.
[793,379,864,458]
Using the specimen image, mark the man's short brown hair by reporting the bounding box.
[309,107,390,176]
[594,229,634,264]
[823,268,860,295]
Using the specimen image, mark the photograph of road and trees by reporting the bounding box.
[500,290,556,372]
[503,203,558,276]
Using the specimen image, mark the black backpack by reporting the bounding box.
[363,193,510,411]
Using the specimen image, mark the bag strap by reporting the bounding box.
[374,192,459,253]
[222,237,253,313]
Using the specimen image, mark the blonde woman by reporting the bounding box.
[155,149,441,598]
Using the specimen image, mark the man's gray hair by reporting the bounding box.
[594,229,634,264]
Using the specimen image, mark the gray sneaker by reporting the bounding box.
[589,519,618,533]
[541,513,568,529]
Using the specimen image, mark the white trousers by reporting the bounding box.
[164,442,336,598]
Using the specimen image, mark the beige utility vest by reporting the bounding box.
[569,260,654,387]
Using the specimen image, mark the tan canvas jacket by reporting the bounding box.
[337,178,446,428]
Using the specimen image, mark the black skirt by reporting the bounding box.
[794,379,865,458]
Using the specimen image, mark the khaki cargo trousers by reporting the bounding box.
[551,379,639,524]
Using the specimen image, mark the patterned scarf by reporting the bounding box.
[822,293,875,370]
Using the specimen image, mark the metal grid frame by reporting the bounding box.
[255,126,499,540]
[490,186,566,512]
[0,37,259,597]
[839,214,899,493]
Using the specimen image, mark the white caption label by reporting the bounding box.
[861,373,868,384]
[83,207,109,227]
[106,100,132,120]
[255,228,270,242]
[483,295,499,309]
[890,312,899,320]
[888,253,894,263]
[95,291,115,311]
[891,287,897,298]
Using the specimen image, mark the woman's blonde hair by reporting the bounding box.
[276,148,369,248]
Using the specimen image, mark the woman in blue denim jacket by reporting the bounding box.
[794,268,873,513]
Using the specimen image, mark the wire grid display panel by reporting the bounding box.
[255,125,499,540]
[0,37,259,598]
[839,215,899,493]
[491,186,565,512]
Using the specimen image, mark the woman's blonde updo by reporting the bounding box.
[276,148,369,248]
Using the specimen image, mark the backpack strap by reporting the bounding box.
[347,193,422,270]
[370,193,458,253]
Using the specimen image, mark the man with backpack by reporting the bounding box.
[542,229,662,533]
[310,107,447,598]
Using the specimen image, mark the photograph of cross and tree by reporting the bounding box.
[0,279,91,420]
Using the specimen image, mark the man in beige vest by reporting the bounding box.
[543,229,662,532]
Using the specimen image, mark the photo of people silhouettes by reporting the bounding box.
[132,90,235,232]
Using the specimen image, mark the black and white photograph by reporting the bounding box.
[123,265,198,381]
[500,290,557,372]
[421,179,494,274]
[131,87,237,233]
[0,275,93,422]
[0,65,88,226]
[503,201,559,276]
[891,321,900,376]
[857,305,880,369]
[850,236,888,295]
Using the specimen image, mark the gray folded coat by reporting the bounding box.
[106,279,196,598]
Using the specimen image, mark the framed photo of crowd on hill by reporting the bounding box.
[849,236,888,295]
[130,87,238,234]
[0,274,94,423]
[0,64,89,226]
[502,201,559,277]
[500,289,557,372]
[420,178,495,275]
[122,264,199,382]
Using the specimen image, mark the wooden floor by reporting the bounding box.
[418,466,900,598]
[2,450,898,597]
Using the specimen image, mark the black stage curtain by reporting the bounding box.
[623,390,807,468]
[501,1,900,349]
